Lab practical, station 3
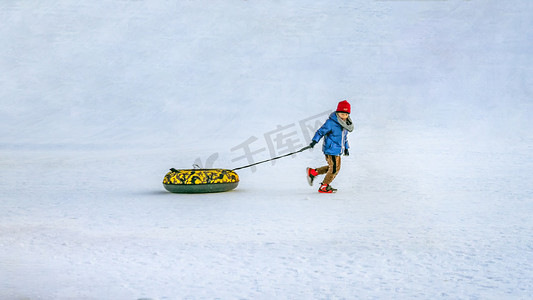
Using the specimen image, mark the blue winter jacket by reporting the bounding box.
[312,112,351,156]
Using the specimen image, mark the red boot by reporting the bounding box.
[318,183,337,193]
[306,168,318,186]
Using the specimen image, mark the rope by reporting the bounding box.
[232,146,311,171]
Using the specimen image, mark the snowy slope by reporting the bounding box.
[1,1,533,299]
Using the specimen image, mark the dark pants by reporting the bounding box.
[316,155,341,185]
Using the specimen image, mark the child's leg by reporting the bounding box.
[315,155,335,175]
[315,165,329,175]
[321,155,341,185]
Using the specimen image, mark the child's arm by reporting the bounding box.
[310,120,333,146]
[345,135,350,150]
[344,139,350,156]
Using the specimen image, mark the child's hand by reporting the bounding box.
[309,141,317,148]
[344,149,349,156]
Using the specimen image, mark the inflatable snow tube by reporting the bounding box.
[163,168,239,193]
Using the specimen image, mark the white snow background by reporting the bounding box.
[1,1,533,299]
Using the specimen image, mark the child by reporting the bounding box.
[307,100,354,193]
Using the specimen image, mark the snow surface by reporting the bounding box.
[1,1,533,299]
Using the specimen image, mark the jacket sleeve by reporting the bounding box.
[344,119,353,150]
[345,137,350,150]
[312,120,332,143]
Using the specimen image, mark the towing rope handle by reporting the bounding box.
[232,146,311,171]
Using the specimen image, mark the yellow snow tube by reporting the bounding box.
[163,168,239,193]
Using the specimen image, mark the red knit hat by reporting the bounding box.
[336,100,351,114]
